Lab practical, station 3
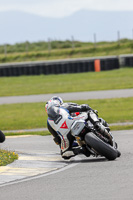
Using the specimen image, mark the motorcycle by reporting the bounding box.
[71,110,121,160]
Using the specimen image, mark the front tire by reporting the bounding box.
[0,130,5,143]
[85,132,119,160]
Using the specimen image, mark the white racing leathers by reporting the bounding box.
[47,105,88,158]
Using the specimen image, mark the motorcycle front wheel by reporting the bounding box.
[0,130,5,143]
[85,132,119,160]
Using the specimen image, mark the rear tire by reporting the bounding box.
[85,132,118,160]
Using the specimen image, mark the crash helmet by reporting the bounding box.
[45,96,63,113]
[50,96,63,105]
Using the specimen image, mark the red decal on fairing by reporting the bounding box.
[60,121,68,129]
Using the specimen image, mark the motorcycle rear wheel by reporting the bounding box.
[85,132,119,160]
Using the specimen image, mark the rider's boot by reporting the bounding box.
[72,146,90,157]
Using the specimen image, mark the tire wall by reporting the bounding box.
[0,56,121,77]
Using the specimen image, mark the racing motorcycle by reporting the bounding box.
[71,110,121,160]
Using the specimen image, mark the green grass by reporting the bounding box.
[0,68,133,97]
[0,149,18,166]
[110,125,133,131]
[0,97,133,131]
[0,102,46,130]
[1,39,133,63]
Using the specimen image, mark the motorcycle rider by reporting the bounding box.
[45,96,109,160]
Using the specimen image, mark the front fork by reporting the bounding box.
[88,110,117,149]
[87,110,99,124]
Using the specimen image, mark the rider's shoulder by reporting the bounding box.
[47,105,59,114]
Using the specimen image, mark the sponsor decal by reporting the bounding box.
[73,122,80,130]
[60,121,68,129]
[55,115,62,124]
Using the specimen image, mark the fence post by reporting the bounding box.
[25,41,28,54]
[4,44,7,56]
[117,31,120,46]
[94,33,97,49]
[48,38,51,53]
[71,36,75,49]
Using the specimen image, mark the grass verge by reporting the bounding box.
[0,39,133,63]
[110,125,133,131]
[0,68,133,96]
[0,149,18,166]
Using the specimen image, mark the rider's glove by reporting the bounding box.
[81,104,91,111]
[93,110,98,116]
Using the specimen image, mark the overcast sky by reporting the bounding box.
[0,0,133,18]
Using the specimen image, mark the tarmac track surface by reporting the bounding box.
[0,130,133,200]
[0,88,133,105]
